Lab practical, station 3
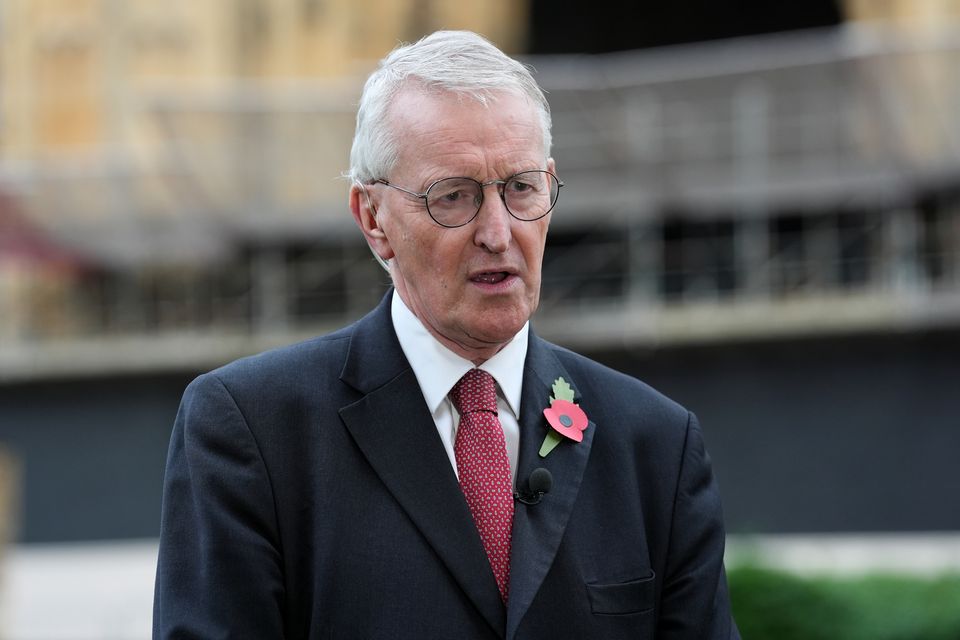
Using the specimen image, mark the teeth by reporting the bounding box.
[474,272,508,284]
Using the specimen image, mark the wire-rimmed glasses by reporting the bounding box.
[374,169,563,228]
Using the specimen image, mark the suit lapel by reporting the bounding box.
[338,293,506,637]
[506,333,598,640]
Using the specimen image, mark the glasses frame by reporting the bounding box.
[373,170,564,228]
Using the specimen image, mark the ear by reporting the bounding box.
[349,182,395,262]
[547,157,556,174]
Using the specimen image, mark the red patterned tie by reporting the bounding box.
[451,368,514,603]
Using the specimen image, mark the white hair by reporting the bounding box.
[348,30,552,184]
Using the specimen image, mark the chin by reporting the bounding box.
[467,314,527,346]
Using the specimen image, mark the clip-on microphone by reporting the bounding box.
[514,467,553,505]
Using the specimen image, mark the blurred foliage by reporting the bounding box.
[729,566,960,640]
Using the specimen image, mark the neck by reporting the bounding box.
[392,288,513,365]
[431,328,508,366]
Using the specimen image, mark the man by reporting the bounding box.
[154,30,739,639]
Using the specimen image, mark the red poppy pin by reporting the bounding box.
[539,377,589,457]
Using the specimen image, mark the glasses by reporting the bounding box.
[374,170,563,228]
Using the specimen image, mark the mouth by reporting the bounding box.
[470,271,511,285]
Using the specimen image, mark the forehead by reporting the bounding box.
[386,86,545,178]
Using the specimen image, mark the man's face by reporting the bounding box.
[359,88,553,362]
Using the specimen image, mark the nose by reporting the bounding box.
[473,183,512,253]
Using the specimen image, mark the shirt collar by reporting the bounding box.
[391,291,528,419]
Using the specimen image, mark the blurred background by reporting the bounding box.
[1,0,959,637]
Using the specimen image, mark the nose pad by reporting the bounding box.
[480,181,509,214]
[475,181,508,212]
[495,182,507,205]
[474,184,512,253]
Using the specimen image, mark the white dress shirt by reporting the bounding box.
[391,292,526,483]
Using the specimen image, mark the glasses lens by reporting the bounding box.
[503,171,560,220]
[425,178,482,227]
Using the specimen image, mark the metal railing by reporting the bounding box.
[1,25,959,377]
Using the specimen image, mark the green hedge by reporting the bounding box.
[728,566,960,640]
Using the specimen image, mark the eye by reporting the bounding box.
[430,188,470,208]
[507,176,540,195]
[429,178,480,208]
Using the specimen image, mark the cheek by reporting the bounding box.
[395,228,430,266]
[403,234,449,285]
[519,227,549,267]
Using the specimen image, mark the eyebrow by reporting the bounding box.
[421,166,549,187]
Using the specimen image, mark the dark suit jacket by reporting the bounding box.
[154,291,739,639]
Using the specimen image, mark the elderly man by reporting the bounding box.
[154,30,739,639]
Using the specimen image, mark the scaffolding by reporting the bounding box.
[0,25,958,379]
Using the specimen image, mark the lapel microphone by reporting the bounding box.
[513,467,553,505]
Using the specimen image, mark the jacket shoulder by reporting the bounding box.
[536,341,703,516]
[227,329,350,379]
[197,323,356,400]
[544,340,691,433]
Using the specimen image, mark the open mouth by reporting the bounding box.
[471,271,510,285]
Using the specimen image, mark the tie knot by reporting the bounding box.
[450,368,498,415]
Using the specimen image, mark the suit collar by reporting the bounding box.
[338,290,507,636]
[338,291,410,394]
[506,332,598,640]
